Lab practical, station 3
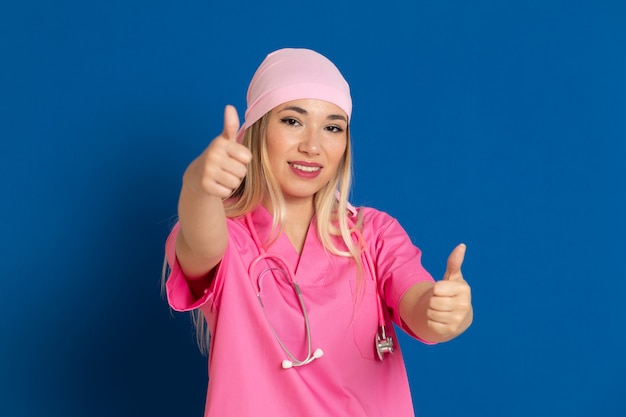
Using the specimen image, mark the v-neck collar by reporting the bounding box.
[247,205,330,283]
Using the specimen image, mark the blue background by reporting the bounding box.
[1,1,625,416]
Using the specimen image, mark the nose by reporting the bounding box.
[297,128,321,155]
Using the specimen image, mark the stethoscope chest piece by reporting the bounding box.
[376,325,394,361]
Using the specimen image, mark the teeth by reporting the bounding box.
[291,163,320,172]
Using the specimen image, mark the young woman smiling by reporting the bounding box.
[163,48,473,417]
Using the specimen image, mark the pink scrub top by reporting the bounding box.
[165,205,435,417]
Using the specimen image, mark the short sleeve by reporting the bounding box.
[164,223,215,312]
[363,209,435,343]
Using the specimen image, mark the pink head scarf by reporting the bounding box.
[236,48,352,142]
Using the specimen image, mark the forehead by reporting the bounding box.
[272,99,348,119]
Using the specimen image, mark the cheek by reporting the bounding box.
[329,141,348,164]
[265,134,287,163]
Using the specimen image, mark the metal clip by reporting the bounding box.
[376,325,394,361]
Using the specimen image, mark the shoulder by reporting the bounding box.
[354,206,416,247]
[222,214,254,250]
[356,206,400,231]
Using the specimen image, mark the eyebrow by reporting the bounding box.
[278,105,348,123]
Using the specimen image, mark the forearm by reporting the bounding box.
[176,180,229,280]
[400,282,443,343]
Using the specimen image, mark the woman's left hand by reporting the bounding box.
[426,244,473,340]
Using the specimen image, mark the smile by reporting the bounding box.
[289,163,321,173]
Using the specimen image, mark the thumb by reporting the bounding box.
[443,243,466,281]
[222,105,240,142]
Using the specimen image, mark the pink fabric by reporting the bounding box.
[165,206,435,417]
[236,48,352,142]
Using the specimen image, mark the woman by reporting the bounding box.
[164,48,473,416]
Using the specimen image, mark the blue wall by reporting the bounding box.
[2,1,625,416]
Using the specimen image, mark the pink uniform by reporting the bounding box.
[165,205,435,416]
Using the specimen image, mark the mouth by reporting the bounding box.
[288,162,322,173]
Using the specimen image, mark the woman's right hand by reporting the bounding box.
[175,105,252,281]
[183,105,252,199]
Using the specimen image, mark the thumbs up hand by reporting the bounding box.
[426,244,473,341]
[184,105,252,199]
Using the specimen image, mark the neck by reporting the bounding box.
[262,195,315,255]
[262,195,315,224]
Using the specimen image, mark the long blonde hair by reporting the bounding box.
[170,112,364,355]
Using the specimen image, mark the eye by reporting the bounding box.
[325,125,344,133]
[280,117,301,127]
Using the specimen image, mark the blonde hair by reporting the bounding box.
[172,112,363,355]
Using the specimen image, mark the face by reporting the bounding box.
[264,99,348,206]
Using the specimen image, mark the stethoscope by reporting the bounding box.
[246,213,394,369]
